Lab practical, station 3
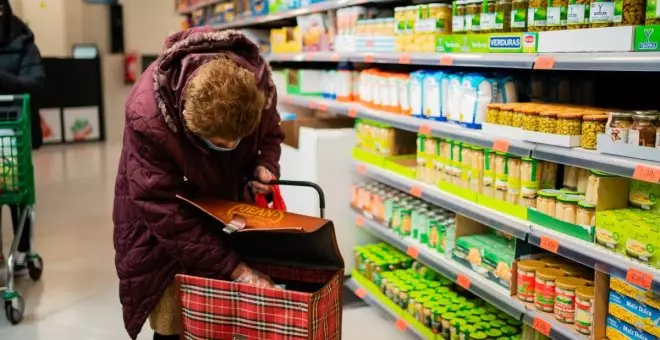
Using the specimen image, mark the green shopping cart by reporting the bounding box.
[0,94,43,325]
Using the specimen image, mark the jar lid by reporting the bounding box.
[495,151,507,156]
[559,188,581,195]
[557,194,582,203]
[610,111,633,118]
[578,200,596,209]
[517,259,546,271]
[576,286,595,299]
[560,264,590,277]
[590,169,614,177]
[540,256,566,268]
[522,108,539,115]
[539,110,559,117]
[584,114,608,121]
[557,111,583,119]
[536,267,564,280]
[556,277,589,289]
[633,114,658,121]
[521,157,535,162]
[538,189,561,198]
[487,103,501,109]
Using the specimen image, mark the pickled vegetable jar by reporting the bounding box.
[535,268,564,312]
[483,149,496,197]
[521,157,540,198]
[563,165,579,190]
[567,0,590,28]
[613,0,644,26]
[481,0,498,32]
[470,147,485,192]
[496,0,513,31]
[557,111,582,135]
[629,114,657,147]
[536,189,561,217]
[539,110,558,134]
[527,0,548,31]
[540,161,558,189]
[575,286,595,335]
[466,0,482,32]
[555,195,581,224]
[554,277,588,323]
[546,0,568,30]
[512,106,525,128]
[576,201,595,226]
[454,0,467,33]
[590,0,614,27]
[507,156,522,197]
[486,103,501,124]
[606,111,633,144]
[498,106,514,126]
[577,167,590,194]
[581,114,607,149]
[522,108,540,131]
[511,0,528,31]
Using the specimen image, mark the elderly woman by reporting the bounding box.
[113,27,284,339]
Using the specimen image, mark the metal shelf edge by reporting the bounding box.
[523,309,583,340]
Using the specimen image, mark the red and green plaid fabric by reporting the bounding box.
[177,264,342,340]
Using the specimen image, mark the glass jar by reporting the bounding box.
[546,0,568,30]
[440,139,452,182]
[581,114,607,149]
[453,0,467,33]
[584,170,611,205]
[540,161,558,189]
[613,0,644,26]
[494,151,508,192]
[433,3,452,34]
[496,0,513,31]
[535,268,564,312]
[481,0,498,32]
[577,168,590,194]
[512,107,525,128]
[606,112,633,144]
[557,112,582,135]
[537,189,561,216]
[629,114,657,147]
[466,0,482,33]
[539,111,558,134]
[486,103,501,124]
[522,108,541,131]
[527,0,548,31]
[555,195,581,224]
[483,149,496,197]
[507,156,521,204]
[460,143,472,188]
[554,277,588,324]
[521,157,541,198]
[590,0,614,27]
[470,147,485,192]
[567,0,590,28]
[576,201,596,226]
[511,0,529,31]
[498,106,514,126]
[517,259,546,302]
[563,165,579,190]
[575,286,595,336]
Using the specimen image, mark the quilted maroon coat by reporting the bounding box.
[113,27,284,339]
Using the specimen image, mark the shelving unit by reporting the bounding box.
[178,0,223,14]
[280,94,660,181]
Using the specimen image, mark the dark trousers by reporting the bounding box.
[153,334,179,340]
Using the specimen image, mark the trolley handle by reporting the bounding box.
[269,180,326,218]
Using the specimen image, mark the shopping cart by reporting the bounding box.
[0,94,43,325]
[176,180,344,340]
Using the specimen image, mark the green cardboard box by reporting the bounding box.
[596,209,660,269]
[436,32,538,53]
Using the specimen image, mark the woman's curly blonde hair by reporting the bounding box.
[184,58,266,140]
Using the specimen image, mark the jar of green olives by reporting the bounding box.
[557,111,583,135]
[466,0,482,32]
[512,106,525,128]
[522,108,541,131]
[486,103,501,124]
[498,105,514,126]
[511,0,529,31]
[539,110,558,134]
[495,0,513,31]
[527,0,548,31]
[581,114,607,149]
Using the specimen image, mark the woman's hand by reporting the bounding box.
[248,165,274,195]
[230,262,276,288]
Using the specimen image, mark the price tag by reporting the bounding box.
[304,53,314,61]
[456,274,471,290]
[407,246,419,259]
[418,124,432,136]
[355,215,365,228]
[319,103,328,111]
[364,54,375,63]
[492,139,510,153]
[355,287,367,299]
[395,319,407,332]
[633,164,660,183]
[331,53,340,62]
[348,107,358,118]
[627,268,653,290]
[534,56,556,70]
[539,236,559,253]
[399,53,411,64]
[410,185,422,198]
[357,164,367,174]
[440,55,454,66]
[532,317,551,336]
[309,101,318,109]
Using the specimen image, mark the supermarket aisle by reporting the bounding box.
[0,143,413,340]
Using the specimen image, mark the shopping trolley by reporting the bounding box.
[0,94,43,325]
[176,180,344,340]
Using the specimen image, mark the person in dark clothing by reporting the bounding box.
[0,0,45,275]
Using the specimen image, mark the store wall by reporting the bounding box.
[123,0,183,55]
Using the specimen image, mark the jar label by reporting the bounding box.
[575,297,593,334]
[535,278,556,311]
[554,286,577,323]
[495,9,505,29]
[568,3,590,24]
[629,129,640,146]
[547,5,568,26]
[471,11,482,30]
[613,0,624,23]
[646,0,659,19]
[517,270,536,301]
[590,1,614,24]
[512,8,527,27]
[528,7,547,27]
[453,15,465,32]
[481,12,496,30]
[606,126,629,143]
[465,13,475,31]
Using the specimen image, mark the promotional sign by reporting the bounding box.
[436,32,538,53]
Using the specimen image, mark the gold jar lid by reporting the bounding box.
[575,286,595,300]
[536,268,564,281]
[556,277,588,290]
[539,110,559,117]
[540,256,565,268]
[517,259,546,272]
[557,111,583,119]
[583,114,608,121]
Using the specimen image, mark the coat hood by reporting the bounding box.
[152,27,275,133]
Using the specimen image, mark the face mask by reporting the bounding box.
[201,137,241,152]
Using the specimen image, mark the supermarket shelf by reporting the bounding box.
[269,52,537,69]
[523,308,584,340]
[178,0,222,14]
[540,52,660,72]
[354,161,530,240]
[279,95,534,157]
[353,210,527,319]
[209,0,397,29]
[344,278,426,339]
[528,224,660,294]
[532,145,660,181]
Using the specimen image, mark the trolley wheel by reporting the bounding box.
[4,295,25,325]
[27,255,43,281]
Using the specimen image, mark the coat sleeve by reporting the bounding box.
[125,115,240,278]
[0,42,45,93]
[255,88,285,178]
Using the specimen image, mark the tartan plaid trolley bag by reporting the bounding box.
[176,180,344,340]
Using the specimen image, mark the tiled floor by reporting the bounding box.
[0,143,414,340]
